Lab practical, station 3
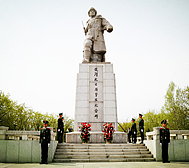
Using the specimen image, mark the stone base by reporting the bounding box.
[66,131,127,143]
[74,122,117,132]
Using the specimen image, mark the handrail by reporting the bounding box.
[117,122,126,132]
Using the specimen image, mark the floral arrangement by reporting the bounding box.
[79,122,91,143]
[102,123,115,143]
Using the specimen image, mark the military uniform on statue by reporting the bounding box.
[39,120,51,164]
[160,120,170,163]
[139,114,144,144]
[82,7,113,63]
[57,113,64,143]
[131,118,137,144]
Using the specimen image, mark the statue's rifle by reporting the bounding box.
[81,21,86,35]
[117,122,126,132]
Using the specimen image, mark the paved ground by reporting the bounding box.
[0,162,189,168]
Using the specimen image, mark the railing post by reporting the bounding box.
[22,134,28,140]
[153,127,161,140]
[0,126,9,140]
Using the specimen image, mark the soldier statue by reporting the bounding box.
[57,113,64,143]
[39,120,51,164]
[159,120,170,163]
[131,118,137,144]
[139,113,144,144]
[82,7,113,63]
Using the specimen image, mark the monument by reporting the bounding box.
[82,7,113,63]
[66,7,126,143]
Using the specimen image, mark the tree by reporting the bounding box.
[63,115,74,132]
[118,122,132,132]
[161,82,189,130]
[116,82,189,132]
[0,91,75,131]
[0,91,16,129]
[142,110,167,132]
[31,112,44,131]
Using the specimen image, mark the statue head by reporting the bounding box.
[88,7,97,17]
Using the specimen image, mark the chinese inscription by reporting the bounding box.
[89,66,103,122]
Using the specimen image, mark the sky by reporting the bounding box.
[0,0,189,123]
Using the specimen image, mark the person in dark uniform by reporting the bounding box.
[127,127,132,143]
[39,120,51,164]
[57,113,64,143]
[68,128,73,133]
[131,118,137,144]
[139,113,144,144]
[159,119,170,163]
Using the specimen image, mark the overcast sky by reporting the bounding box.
[0,0,189,123]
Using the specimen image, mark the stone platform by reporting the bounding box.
[66,131,127,143]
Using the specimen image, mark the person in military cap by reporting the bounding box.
[131,118,137,144]
[39,120,51,164]
[159,119,170,163]
[57,113,64,143]
[68,128,73,133]
[139,114,144,144]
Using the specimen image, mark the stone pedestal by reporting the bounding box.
[74,62,118,132]
[66,62,125,143]
[66,132,127,143]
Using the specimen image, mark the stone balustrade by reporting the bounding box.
[0,126,56,141]
[146,127,189,140]
[144,127,189,162]
[0,126,58,163]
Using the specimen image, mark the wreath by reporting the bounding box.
[79,122,91,143]
[102,123,115,143]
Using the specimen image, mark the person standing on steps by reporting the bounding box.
[139,113,144,144]
[39,120,51,164]
[57,113,64,143]
[127,127,132,143]
[131,118,137,144]
[159,119,170,163]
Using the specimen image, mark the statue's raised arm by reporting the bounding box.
[82,7,113,63]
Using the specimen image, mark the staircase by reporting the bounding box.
[53,143,155,162]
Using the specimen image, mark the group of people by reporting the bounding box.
[39,113,64,164]
[39,112,170,164]
[127,113,170,163]
[127,113,144,144]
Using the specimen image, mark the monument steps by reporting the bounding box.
[53,158,155,162]
[53,143,155,162]
[54,154,153,159]
[55,151,151,155]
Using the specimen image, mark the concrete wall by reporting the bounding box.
[169,139,189,161]
[0,140,58,163]
[144,139,189,161]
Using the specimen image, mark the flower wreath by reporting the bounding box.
[102,123,115,143]
[79,122,91,143]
